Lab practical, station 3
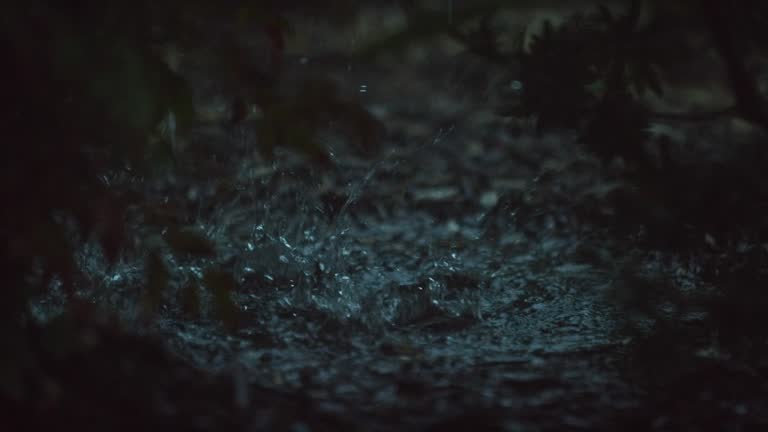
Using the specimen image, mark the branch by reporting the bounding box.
[649,106,738,123]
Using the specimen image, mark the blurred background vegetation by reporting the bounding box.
[3,0,768,427]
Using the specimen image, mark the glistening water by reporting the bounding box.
[33,128,661,430]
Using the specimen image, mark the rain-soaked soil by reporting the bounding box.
[20,5,768,431]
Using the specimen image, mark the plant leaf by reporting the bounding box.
[142,251,169,319]
[202,267,239,331]
[164,226,216,258]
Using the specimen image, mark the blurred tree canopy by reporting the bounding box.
[0,0,378,325]
[366,0,768,165]
[3,0,768,389]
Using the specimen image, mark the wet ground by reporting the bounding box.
[31,102,649,430]
[24,6,768,431]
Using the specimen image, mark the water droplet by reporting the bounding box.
[279,255,289,264]
[279,236,292,249]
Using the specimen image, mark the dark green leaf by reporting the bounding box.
[202,268,237,293]
[180,282,202,320]
[164,226,216,258]
[203,267,239,331]
[143,251,169,318]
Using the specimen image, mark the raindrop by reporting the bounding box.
[253,224,265,241]
[189,266,203,278]
[279,236,292,249]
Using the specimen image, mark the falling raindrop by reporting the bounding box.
[509,80,524,95]
[279,236,292,249]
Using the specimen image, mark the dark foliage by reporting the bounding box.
[4,0,768,429]
[0,0,383,404]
